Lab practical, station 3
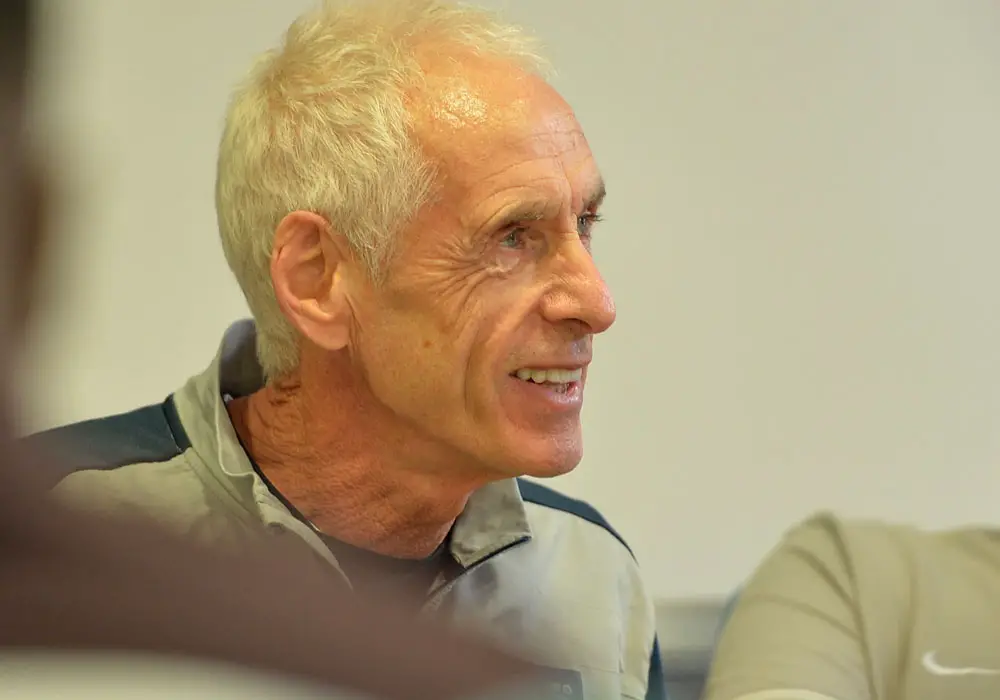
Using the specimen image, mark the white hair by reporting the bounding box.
[215,0,545,379]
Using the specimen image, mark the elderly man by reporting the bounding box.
[36,1,663,698]
[0,2,557,699]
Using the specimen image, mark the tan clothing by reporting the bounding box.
[706,512,1000,700]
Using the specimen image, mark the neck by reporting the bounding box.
[227,354,486,559]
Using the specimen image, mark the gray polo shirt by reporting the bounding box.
[36,320,664,700]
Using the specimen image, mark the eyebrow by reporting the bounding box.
[507,179,607,222]
[486,178,608,232]
[584,179,607,212]
[493,205,547,232]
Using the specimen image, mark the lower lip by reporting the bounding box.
[507,376,584,409]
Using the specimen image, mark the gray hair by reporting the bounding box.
[215,0,545,379]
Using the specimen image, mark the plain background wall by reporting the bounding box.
[18,0,1000,599]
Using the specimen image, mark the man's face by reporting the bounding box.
[348,59,615,479]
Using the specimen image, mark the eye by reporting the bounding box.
[499,225,529,249]
[577,212,603,239]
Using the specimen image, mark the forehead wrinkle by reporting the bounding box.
[484,125,586,172]
[459,170,576,231]
[456,147,599,231]
[515,123,588,158]
[464,132,591,193]
[410,60,599,237]
[431,113,587,184]
[458,189,549,232]
[468,157,550,192]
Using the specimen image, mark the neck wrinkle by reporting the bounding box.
[228,368,483,559]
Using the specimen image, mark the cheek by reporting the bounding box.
[354,302,478,405]
[463,283,546,373]
[397,266,501,356]
[364,263,543,396]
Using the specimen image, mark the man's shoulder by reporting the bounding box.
[757,512,921,590]
[798,515,1000,592]
[513,479,660,699]
[24,397,191,486]
[745,512,973,623]
[516,477,635,558]
[513,479,650,606]
[23,398,231,532]
[777,511,979,571]
[734,512,1000,613]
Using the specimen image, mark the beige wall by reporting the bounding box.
[20,0,1000,599]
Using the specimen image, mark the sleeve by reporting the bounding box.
[617,546,663,700]
[703,515,874,700]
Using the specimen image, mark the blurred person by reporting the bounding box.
[704,513,1000,700]
[0,2,558,698]
[35,2,664,698]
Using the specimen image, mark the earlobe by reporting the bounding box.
[270,211,356,353]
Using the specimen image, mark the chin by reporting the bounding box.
[502,441,583,479]
[518,460,580,479]
[475,421,584,479]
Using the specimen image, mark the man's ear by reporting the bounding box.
[270,210,356,352]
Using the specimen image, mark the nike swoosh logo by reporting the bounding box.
[922,651,1000,676]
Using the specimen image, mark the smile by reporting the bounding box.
[511,367,583,393]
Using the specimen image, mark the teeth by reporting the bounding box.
[514,368,583,384]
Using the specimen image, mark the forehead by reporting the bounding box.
[411,59,602,216]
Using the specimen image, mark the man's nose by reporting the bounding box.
[540,240,617,335]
